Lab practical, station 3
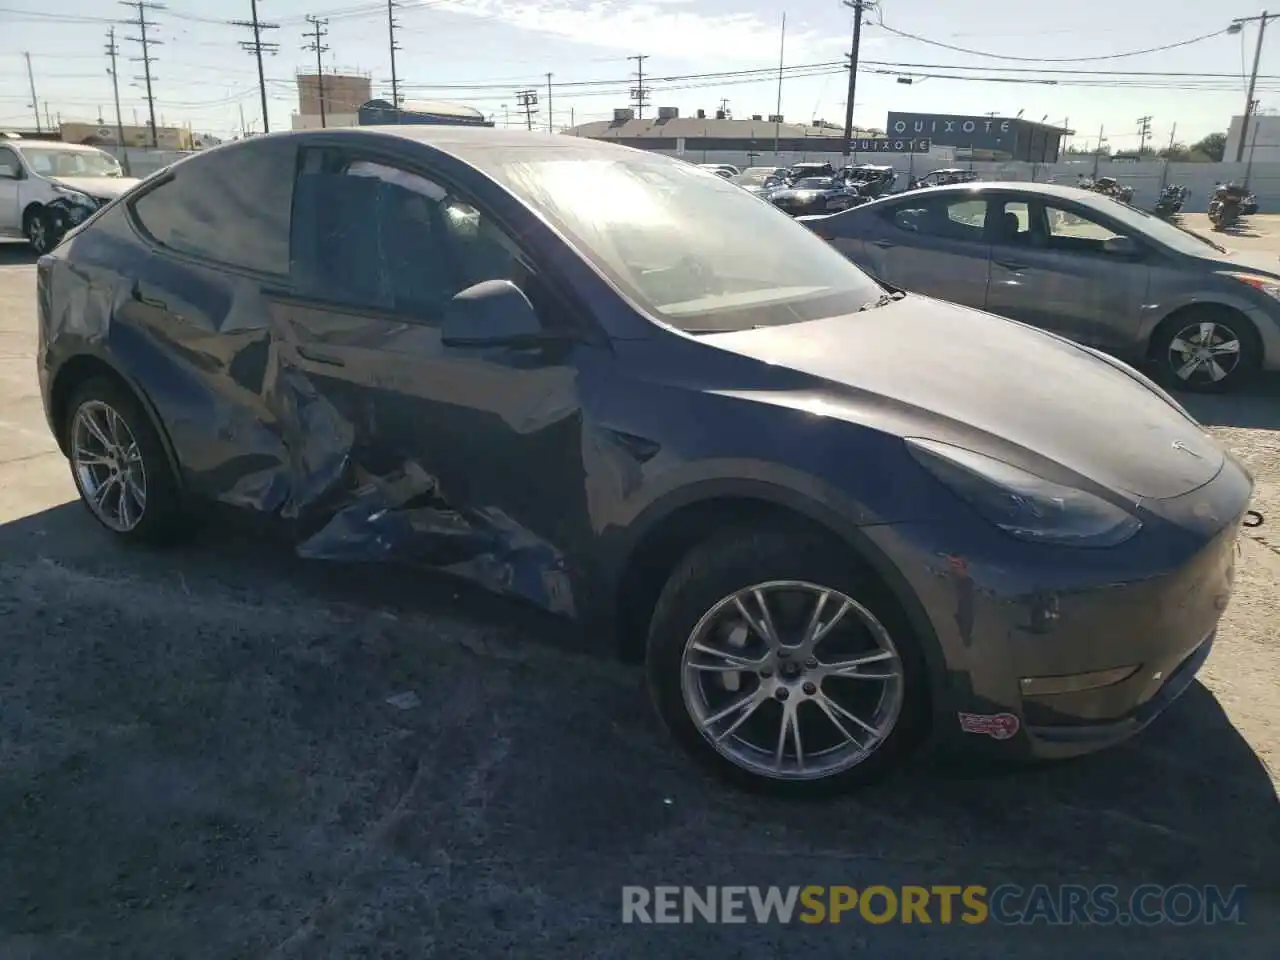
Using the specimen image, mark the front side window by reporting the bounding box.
[19,146,121,178]
[474,150,884,333]
[129,138,295,274]
[290,153,534,321]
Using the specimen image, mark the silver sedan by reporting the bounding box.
[801,182,1280,392]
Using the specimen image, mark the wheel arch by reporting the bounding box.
[49,352,184,490]
[610,485,947,698]
[21,200,46,227]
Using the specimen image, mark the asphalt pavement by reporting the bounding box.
[0,224,1276,959]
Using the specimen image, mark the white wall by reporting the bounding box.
[1224,114,1280,166]
[640,144,1280,213]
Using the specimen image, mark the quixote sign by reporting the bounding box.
[886,112,1016,150]
[850,136,931,154]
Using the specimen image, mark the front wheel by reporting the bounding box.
[645,525,929,795]
[23,207,58,255]
[1150,309,1261,394]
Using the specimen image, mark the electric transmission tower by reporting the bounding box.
[628,54,649,118]
[516,89,538,130]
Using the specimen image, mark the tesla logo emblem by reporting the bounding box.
[1172,440,1204,459]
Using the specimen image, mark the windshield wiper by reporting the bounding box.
[857,291,905,311]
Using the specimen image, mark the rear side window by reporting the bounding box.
[886,197,986,242]
[129,138,296,275]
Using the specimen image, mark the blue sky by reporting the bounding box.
[0,0,1274,148]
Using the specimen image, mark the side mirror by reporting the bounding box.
[440,279,556,348]
[1102,235,1140,257]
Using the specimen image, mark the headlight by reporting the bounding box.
[51,184,94,206]
[905,438,1142,548]
[1222,272,1280,300]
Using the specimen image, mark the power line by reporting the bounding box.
[120,0,163,147]
[231,0,280,134]
[875,21,1231,62]
[387,0,402,107]
[628,54,649,118]
[303,15,330,128]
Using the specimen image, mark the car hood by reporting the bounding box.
[702,296,1223,501]
[49,176,140,200]
[1190,245,1280,279]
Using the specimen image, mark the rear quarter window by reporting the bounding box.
[129,138,297,275]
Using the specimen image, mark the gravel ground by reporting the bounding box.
[0,229,1276,958]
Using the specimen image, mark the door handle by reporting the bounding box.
[131,281,168,310]
[871,239,896,248]
[994,259,1028,272]
[296,344,346,367]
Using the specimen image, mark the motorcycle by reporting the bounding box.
[1154,184,1187,219]
[1208,183,1248,231]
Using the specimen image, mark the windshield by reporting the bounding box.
[20,146,122,178]
[737,168,780,184]
[484,152,884,333]
[1078,192,1226,256]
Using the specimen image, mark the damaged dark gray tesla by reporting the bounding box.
[36,128,1258,795]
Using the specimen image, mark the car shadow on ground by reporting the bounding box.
[0,241,38,266]
[1176,373,1280,430]
[0,499,1276,959]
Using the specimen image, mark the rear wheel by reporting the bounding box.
[645,525,929,796]
[1150,308,1261,394]
[64,377,190,544]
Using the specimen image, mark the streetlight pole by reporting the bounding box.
[1231,12,1280,161]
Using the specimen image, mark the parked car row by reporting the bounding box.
[29,129,1264,797]
[799,181,1280,393]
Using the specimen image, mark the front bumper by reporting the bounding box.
[862,455,1253,761]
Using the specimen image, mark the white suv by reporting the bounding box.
[0,137,140,254]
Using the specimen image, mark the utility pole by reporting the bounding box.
[719,97,731,118]
[1159,122,1177,191]
[1230,12,1280,160]
[303,15,330,128]
[105,28,132,174]
[387,0,402,108]
[516,89,538,130]
[22,53,41,132]
[232,0,279,135]
[1092,124,1106,179]
[773,12,786,159]
[120,1,163,148]
[628,54,649,119]
[546,72,553,133]
[1136,115,1152,154]
[841,0,873,156]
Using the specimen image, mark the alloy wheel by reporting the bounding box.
[26,215,49,254]
[680,580,904,781]
[71,400,148,532]
[1167,320,1242,386]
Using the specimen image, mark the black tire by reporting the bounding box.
[63,376,192,544]
[645,524,930,797]
[23,206,57,255]
[1149,307,1261,394]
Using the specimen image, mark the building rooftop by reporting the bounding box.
[567,115,881,140]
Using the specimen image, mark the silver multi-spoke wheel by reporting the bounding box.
[71,400,148,532]
[680,580,904,781]
[1167,320,1242,386]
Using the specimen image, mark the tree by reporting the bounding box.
[1189,132,1226,162]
